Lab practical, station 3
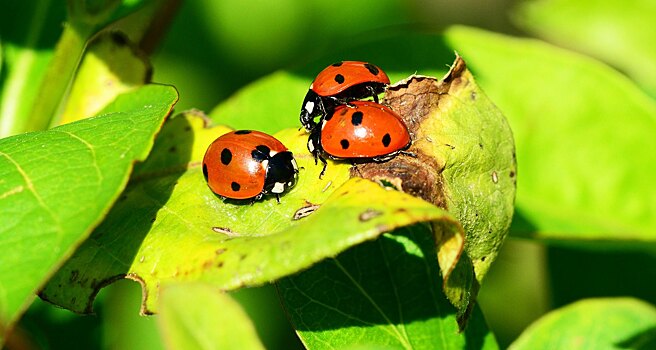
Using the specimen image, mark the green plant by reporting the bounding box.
[1,1,655,349]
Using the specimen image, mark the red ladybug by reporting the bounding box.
[203,130,299,202]
[308,101,411,177]
[300,61,390,131]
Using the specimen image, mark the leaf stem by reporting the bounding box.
[24,22,93,132]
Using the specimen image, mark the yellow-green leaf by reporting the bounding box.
[40,112,461,316]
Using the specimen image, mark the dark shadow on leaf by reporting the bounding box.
[548,247,656,309]
[39,115,193,314]
[277,224,492,348]
[508,208,539,239]
[616,326,656,350]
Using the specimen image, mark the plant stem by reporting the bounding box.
[24,22,93,132]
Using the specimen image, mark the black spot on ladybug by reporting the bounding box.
[382,133,391,147]
[256,145,270,154]
[340,139,350,149]
[251,145,270,162]
[364,63,379,76]
[231,182,241,191]
[325,112,334,121]
[351,111,363,126]
[251,145,271,162]
[332,62,343,67]
[221,148,232,165]
[334,74,345,84]
[234,130,251,135]
[202,164,209,181]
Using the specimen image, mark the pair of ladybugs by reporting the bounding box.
[202,61,411,202]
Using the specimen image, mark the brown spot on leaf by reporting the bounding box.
[216,248,227,255]
[202,260,213,269]
[359,208,383,222]
[69,270,79,283]
[212,227,234,236]
[353,153,447,208]
[376,224,391,233]
[293,204,320,220]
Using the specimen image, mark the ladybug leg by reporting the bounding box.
[318,155,328,179]
[250,193,264,205]
[350,161,363,177]
[367,85,379,103]
[275,193,281,204]
[400,150,417,158]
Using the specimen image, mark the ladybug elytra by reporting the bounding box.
[308,101,411,177]
[300,61,390,132]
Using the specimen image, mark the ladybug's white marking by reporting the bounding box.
[271,182,286,193]
[307,139,315,152]
[354,127,367,138]
[305,101,315,114]
[269,150,278,157]
[291,159,298,171]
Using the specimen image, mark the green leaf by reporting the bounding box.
[346,56,515,326]
[4,0,166,135]
[510,298,656,349]
[60,31,151,125]
[209,72,309,134]
[0,85,177,340]
[278,225,499,349]
[40,111,460,316]
[445,26,656,243]
[513,0,656,97]
[158,283,265,350]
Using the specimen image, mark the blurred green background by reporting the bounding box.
[5,0,655,349]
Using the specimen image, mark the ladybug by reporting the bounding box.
[202,130,299,202]
[300,61,390,132]
[307,101,411,177]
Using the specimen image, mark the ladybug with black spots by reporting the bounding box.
[300,61,390,132]
[307,101,411,177]
[202,130,299,202]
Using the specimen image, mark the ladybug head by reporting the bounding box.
[263,151,298,196]
[300,90,323,132]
